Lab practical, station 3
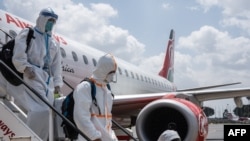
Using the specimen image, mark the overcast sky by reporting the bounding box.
[1,0,250,117]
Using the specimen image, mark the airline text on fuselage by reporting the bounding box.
[3,13,68,45]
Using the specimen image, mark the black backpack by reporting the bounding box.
[0,27,34,86]
[61,78,112,140]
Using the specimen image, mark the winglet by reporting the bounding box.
[158,29,175,82]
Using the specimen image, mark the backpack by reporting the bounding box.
[0,27,34,86]
[61,77,113,140]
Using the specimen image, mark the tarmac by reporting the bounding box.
[130,123,225,140]
[206,123,224,141]
[130,123,248,140]
[205,123,250,141]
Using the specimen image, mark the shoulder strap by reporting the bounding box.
[81,77,96,102]
[88,79,101,114]
[82,78,115,114]
[89,79,96,102]
[81,78,100,113]
[107,83,111,91]
[106,83,114,98]
[25,27,34,53]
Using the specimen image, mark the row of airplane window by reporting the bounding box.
[60,48,172,89]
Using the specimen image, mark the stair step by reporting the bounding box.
[10,136,31,141]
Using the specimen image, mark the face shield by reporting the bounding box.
[40,10,58,20]
[105,70,117,83]
[36,7,58,33]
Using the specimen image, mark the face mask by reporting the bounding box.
[45,21,54,32]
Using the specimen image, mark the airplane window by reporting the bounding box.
[154,80,157,85]
[118,67,122,75]
[144,76,147,82]
[60,48,66,58]
[92,58,97,66]
[131,72,134,79]
[136,73,139,80]
[148,77,151,83]
[82,55,88,65]
[124,69,129,77]
[140,75,144,81]
[72,51,78,62]
[0,29,12,46]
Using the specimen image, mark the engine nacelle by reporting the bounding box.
[136,98,208,141]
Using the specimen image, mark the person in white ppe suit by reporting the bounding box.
[73,53,118,141]
[0,7,63,140]
[157,122,181,141]
[157,130,181,141]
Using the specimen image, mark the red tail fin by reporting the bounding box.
[158,29,175,82]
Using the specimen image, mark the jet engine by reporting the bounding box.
[136,98,208,141]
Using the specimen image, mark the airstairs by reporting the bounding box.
[0,95,42,141]
[0,60,70,141]
[0,60,137,141]
[0,92,67,141]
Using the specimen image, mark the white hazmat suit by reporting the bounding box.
[157,130,181,141]
[73,54,118,141]
[0,7,63,140]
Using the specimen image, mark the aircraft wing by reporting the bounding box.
[186,87,250,101]
[112,87,250,140]
[113,87,250,116]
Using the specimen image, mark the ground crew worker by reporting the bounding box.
[157,122,181,141]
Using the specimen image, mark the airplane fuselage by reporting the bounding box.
[4,8,250,141]
[0,9,176,97]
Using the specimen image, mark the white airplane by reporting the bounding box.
[1,9,250,141]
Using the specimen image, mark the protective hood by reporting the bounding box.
[35,7,58,34]
[92,54,117,83]
[158,130,180,141]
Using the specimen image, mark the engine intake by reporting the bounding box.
[136,98,207,141]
